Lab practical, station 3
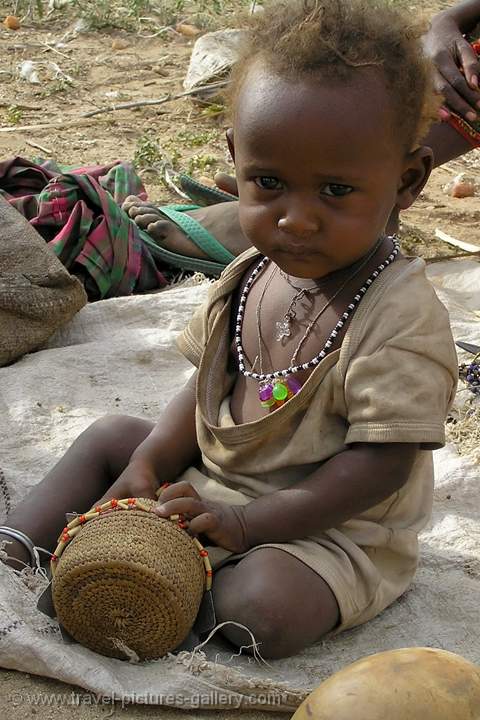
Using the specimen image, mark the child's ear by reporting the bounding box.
[396,145,433,210]
[226,128,235,163]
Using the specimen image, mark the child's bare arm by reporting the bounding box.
[101,372,200,501]
[241,442,418,547]
[155,442,418,552]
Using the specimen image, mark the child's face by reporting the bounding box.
[230,65,431,278]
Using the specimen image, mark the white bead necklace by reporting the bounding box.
[234,236,400,410]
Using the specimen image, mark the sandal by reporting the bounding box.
[177,173,238,206]
[164,166,238,207]
[139,203,236,277]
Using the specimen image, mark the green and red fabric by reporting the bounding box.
[0,157,167,299]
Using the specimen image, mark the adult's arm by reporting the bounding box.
[423,0,480,119]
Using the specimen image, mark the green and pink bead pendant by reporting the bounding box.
[259,376,303,410]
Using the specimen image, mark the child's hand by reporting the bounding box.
[154,481,249,554]
[97,459,160,505]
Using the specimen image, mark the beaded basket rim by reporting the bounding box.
[50,497,212,591]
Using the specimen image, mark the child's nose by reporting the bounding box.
[277,198,319,237]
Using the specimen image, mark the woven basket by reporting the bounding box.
[51,498,206,660]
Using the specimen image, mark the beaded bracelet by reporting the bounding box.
[445,109,480,148]
[50,497,213,591]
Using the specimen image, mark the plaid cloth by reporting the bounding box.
[0,157,167,299]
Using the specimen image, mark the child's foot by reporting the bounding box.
[122,197,250,261]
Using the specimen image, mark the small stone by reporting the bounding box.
[152,66,169,76]
[111,38,129,51]
[4,15,20,30]
[175,22,201,37]
[451,181,475,198]
[444,173,477,198]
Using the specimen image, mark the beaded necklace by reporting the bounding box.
[235,236,400,410]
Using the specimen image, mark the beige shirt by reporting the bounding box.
[177,248,458,630]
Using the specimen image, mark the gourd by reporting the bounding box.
[292,647,480,720]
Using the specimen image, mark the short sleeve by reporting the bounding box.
[176,247,260,368]
[176,281,221,367]
[342,259,458,449]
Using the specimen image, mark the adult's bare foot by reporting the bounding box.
[213,171,239,196]
[122,196,250,261]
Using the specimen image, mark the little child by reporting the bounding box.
[1,0,458,660]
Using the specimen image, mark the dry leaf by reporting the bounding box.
[4,15,20,30]
[176,23,201,38]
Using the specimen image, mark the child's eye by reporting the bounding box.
[322,183,353,197]
[254,176,283,190]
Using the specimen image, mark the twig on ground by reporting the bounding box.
[0,80,230,133]
[81,80,230,118]
[41,42,72,59]
[138,25,175,39]
[25,138,52,154]
[425,251,480,263]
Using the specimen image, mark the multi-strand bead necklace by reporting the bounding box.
[235,236,400,411]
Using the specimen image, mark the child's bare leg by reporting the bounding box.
[0,415,154,568]
[213,548,340,659]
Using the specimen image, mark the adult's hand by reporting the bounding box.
[423,2,480,121]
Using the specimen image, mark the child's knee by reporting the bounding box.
[80,414,135,450]
[214,572,294,657]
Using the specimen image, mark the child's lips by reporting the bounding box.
[278,245,320,257]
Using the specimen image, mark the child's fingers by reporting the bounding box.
[188,512,220,536]
[155,496,205,519]
[156,480,201,503]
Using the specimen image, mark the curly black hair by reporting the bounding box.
[229,0,440,151]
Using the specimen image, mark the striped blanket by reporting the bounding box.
[0,157,166,299]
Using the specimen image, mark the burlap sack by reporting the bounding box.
[0,195,87,366]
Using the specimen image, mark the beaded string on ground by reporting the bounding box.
[235,235,400,410]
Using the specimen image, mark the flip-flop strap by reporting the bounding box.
[157,205,236,265]
[178,173,238,206]
[139,230,228,277]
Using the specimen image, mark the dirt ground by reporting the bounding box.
[0,0,479,717]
